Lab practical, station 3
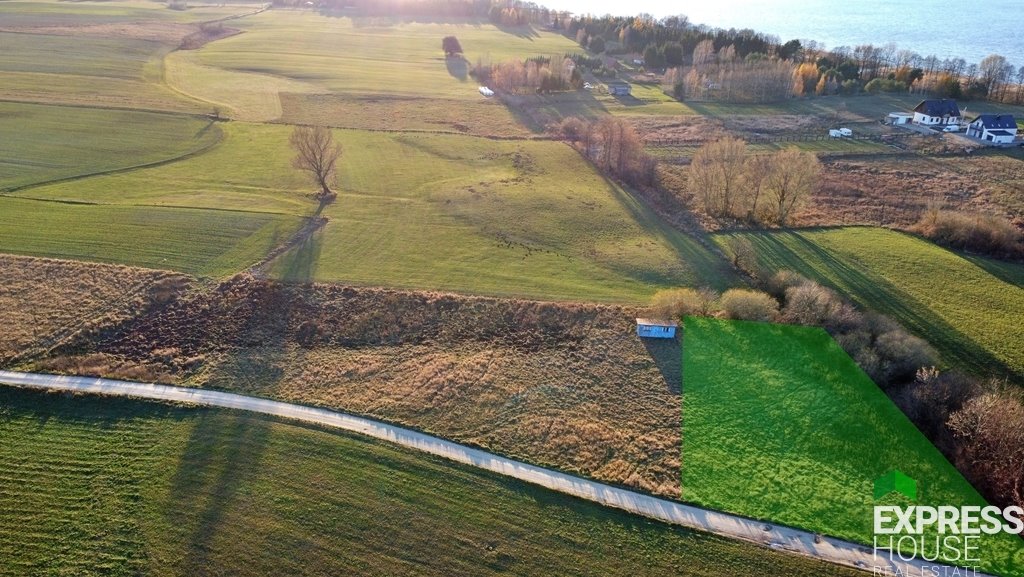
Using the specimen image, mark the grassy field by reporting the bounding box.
[0,196,303,277]
[0,0,255,27]
[165,11,580,124]
[713,227,1024,380]
[17,122,314,214]
[528,87,1024,125]
[0,386,863,577]
[0,28,205,111]
[681,318,1024,577]
[15,120,732,301]
[0,101,221,190]
[272,129,734,301]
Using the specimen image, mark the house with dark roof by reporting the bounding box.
[604,79,631,96]
[912,99,962,126]
[965,114,1018,144]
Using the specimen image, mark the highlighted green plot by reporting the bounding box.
[681,317,1024,576]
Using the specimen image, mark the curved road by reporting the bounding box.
[0,370,994,577]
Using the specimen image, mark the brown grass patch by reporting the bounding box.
[805,154,1024,227]
[0,255,189,365]
[33,274,683,497]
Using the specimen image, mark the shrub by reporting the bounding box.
[873,329,939,385]
[765,270,809,300]
[719,289,778,322]
[914,208,1024,260]
[649,287,718,320]
[782,282,863,333]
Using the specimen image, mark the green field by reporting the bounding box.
[0,386,862,577]
[713,227,1024,380]
[165,11,581,122]
[681,318,1024,577]
[17,122,313,214]
[0,196,303,277]
[0,28,205,111]
[272,129,734,301]
[0,0,255,27]
[16,118,732,300]
[0,102,221,190]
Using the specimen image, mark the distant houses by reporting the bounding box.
[605,80,631,96]
[912,99,962,127]
[965,114,1018,144]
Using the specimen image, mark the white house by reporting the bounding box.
[887,112,913,125]
[636,318,677,339]
[912,99,961,126]
[965,114,1018,144]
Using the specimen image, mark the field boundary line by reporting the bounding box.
[1,121,224,194]
[0,370,998,577]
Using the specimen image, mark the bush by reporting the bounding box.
[719,289,778,322]
[649,287,718,320]
[765,270,808,300]
[914,208,1024,260]
[873,329,939,385]
[782,282,863,333]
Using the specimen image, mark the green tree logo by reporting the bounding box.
[874,470,918,501]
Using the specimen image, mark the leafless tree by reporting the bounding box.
[763,147,820,226]
[689,137,747,216]
[290,126,342,201]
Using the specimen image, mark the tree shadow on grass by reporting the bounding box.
[748,230,1019,381]
[165,412,272,575]
[444,56,468,81]
[277,229,323,283]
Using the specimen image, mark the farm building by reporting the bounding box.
[605,80,632,96]
[912,99,961,126]
[636,318,678,339]
[965,114,1018,144]
[886,112,912,125]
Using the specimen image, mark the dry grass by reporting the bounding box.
[808,155,1024,227]
[0,255,186,364]
[30,274,683,497]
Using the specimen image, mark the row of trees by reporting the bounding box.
[473,55,579,93]
[558,116,656,187]
[688,138,820,226]
[566,11,1021,103]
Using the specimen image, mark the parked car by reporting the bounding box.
[942,125,960,132]
[838,128,853,137]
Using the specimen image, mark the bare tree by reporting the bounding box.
[689,137,747,217]
[763,147,820,226]
[290,126,342,201]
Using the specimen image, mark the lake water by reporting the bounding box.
[543,0,1023,66]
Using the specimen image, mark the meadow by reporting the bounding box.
[0,0,255,27]
[0,386,863,577]
[0,27,205,111]
[0,196,303,277]
[0,101,221,190]
[15,118,732,301]
[681,318,1024,577]
[713,227,1024,380]
[273,129,734,301]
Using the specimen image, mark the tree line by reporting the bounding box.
[688,138,821,226]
